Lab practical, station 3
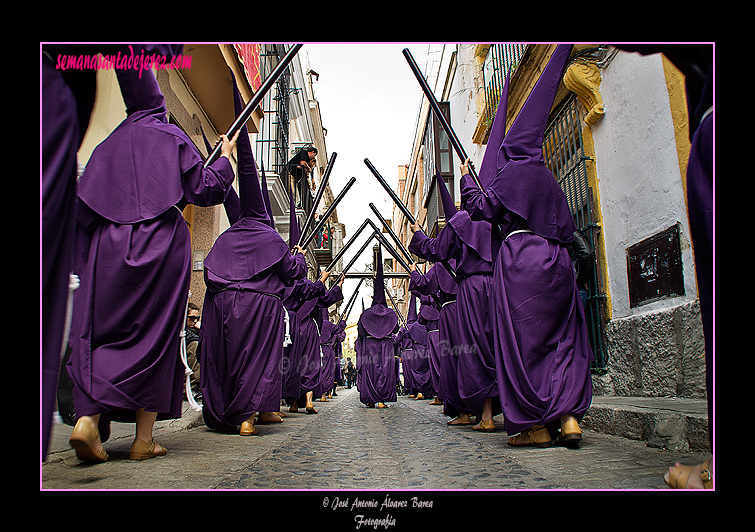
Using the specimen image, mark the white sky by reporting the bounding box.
[303,43,434,318]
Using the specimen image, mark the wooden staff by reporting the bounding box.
[298,151,337,248]
[402,47,485,193]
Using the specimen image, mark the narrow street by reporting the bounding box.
[43,386,707,492]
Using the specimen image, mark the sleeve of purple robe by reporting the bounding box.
[319,284,344,307]
[295,278,327,301]
[408,269,439,296]
[460,173,504,223]
[179,144,236,208]
[277,251,307,285]
[408,224,462,264]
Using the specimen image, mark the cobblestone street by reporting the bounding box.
[43,386,707,493]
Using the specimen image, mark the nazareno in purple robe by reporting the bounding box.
[199,71,306,432]
[296,282,344,401]
[409,211,501,420]
[282,278,326,401]
[335,321,347,386]
[41,43,182,459]
[319,308,337,395]
[461,44,593,436]
[356,247,399,405]
[399,295,418,395]
[410,263,471,417]
[396,326,412,393]
[417,292,440,399]
[68,56,235,433]
[405,294,434,398]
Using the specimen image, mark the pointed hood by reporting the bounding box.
[371,246,387,307]
[358,245,398,338]
[115,60,167,121]
[436,167,458,221]
[478,66,510,190]
[203,71,288,282]
[231,68,268,223]
[205,123,242,225]
[476,44,576,244]
[504,44,571,161]
[288,183,300,247]
[261,163,275,229]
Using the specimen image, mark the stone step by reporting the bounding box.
[583,395,710,452]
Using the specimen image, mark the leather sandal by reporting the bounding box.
[447,414,473,426]
[257,412,283,424]
[128,438,167,460]
[664,458,713,489]
[69,417,108,463]
[305,402,318,414]
[240,417,257,436]
[557,415,582,447]
[289,401,299,413]
[473,419,496,432]
[377,402,387,408]
[508,426,552,448]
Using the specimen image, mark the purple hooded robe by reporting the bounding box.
[461,44,593,435]
[319,308,336,395]
[356,247,399,405]
[42,44,183,458]
[404,294,434,398]
[409,209,501,419]
[409,262,470,417]
[199,72,306,431]
[67,56,235,434]
[295,279,343,401]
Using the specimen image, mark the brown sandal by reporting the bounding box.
[69,417,108,463]
[447,414,473,426]
[508,426,552,448]
[257,412,283,424]
[128,438,167,460]
[473,419,496,432]
[664,458,713,489]
[240,418,258,436]
[557,415,582,447]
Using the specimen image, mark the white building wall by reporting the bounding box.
[591,51,697,319]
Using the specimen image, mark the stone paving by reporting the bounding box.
[42,386,709,491]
